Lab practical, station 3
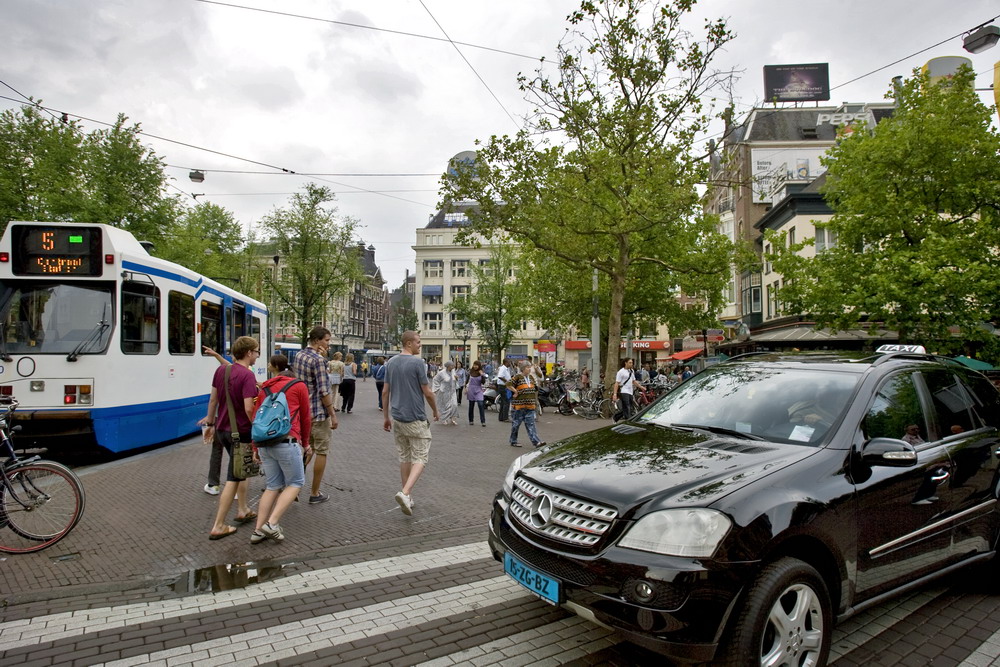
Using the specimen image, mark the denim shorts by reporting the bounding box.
[258,441,306,491]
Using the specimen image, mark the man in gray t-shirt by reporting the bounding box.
[382,331,439,516]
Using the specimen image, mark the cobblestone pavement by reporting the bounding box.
[2,381,1000,665]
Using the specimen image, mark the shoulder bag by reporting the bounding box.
[225,365,260,479]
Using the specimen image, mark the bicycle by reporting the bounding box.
[0,398,86,554]
[573,384,611,420]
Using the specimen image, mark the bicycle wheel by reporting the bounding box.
[0,461,85,554]
[599,399,613,420]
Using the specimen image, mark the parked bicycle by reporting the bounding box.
[0,398,86,554]
[573,384,612,420]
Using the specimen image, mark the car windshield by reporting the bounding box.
[0,280,114,355]
[637,364,860,446]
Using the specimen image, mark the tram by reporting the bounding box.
[0,221,269,454]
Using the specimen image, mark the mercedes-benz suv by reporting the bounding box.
[488,348,1000,665]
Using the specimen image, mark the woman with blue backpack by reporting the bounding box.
[247,353,312,545]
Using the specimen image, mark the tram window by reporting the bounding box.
[250,315,261,340]
[168,291,195,355]
[201,301,222,355]
[121,281,160,355]
[228,303,246,346]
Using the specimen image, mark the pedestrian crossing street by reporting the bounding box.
[2,540,999,666]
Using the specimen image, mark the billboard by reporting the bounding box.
[750,147,830,203]
[764,64,831,102]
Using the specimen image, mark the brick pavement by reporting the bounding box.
[0,381,603,608]
[3,380,1000,665]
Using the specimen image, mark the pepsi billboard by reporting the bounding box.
[764,63,831,102]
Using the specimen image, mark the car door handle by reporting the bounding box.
[930,470,950,484]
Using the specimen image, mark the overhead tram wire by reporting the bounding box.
[0,92,433,208]
[192,0,541,62]
[165,166,441,177]
[417,0,522,131]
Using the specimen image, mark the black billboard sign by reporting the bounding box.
[763,63,831,102]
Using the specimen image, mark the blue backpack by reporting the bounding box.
[252,379,302,445]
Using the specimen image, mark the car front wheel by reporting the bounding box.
[718,557,831,667]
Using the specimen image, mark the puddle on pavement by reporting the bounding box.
[171,560,303,593]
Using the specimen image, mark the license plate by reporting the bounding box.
[504,552,561,605]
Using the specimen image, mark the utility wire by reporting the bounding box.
[0,92,433,207]
[829,13,1000,92]
[417,0,521,130]
[194,0,542,61]
[166,165,440,177]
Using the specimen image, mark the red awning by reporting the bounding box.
[670,349,703,361]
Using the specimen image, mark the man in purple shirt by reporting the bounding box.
[203,336,260,540]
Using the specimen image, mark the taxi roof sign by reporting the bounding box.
[876,344,927,354]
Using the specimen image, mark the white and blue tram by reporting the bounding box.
[0,222,269,454]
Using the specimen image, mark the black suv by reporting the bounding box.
[488,349,1000,665]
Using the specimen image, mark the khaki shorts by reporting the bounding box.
[310,419,332,455]
[393,419,432,465]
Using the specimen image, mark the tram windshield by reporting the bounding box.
[0,281,114,355]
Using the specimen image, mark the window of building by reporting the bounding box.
[167,291,195,354]
[423,312,442,331]
[451,285,470,298]
[815,227,838,252]
[424,260,443,278]
[426,294,443,305]
[121,281,160,355]
[764,243,772,275]
[788,227,796,247]
[452,260,469,277]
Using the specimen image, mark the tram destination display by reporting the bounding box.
[11,225,103,276]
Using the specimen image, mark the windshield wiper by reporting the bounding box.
[670,423,765,441]
[67,309,111,362]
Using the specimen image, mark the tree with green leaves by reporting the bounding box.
[389,291,419,347]
[254,184,364,346]
[158,202,245,288]
[768,67,1000,353]
[448,243,529,361]
[0,104,181,244]
[443,0,735,384]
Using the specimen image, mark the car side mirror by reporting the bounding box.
[862,437,918,467]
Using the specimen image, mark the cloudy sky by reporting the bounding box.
[3,0,998,287]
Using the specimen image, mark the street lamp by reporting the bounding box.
[963,24,999,54]
[337,319,350,354]
[459,322,473,367]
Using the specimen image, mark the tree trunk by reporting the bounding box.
[604,266,626,392]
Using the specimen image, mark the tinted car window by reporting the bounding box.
[864,373,926,442]
[921,370,976,437]
[639,365,858,445]
[958,372,1000,430]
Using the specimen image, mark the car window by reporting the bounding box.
[919,370,976,437]
[956,372,1000,430]
[864,373,928,443]
[639,365,858,445]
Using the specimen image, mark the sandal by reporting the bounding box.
[209,525,238,540]
[235,511,257,524]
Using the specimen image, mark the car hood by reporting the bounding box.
[519,423,817,513]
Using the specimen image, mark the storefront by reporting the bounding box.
[564,339,672,372]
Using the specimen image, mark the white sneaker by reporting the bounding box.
[203,484,220,496]
[395,491,413,516]
[260,522,285,541]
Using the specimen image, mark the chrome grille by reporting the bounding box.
[510,476,618,547]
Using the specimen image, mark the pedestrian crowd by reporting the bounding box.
[198,330,694,543]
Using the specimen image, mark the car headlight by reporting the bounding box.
[503,455,525,498]
[618,509,731,558]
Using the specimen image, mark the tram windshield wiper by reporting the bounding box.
[0,324,11,362]
[67,307,111,362]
